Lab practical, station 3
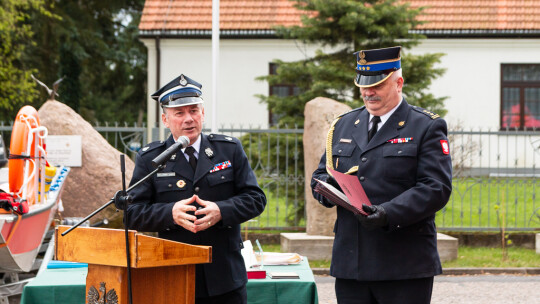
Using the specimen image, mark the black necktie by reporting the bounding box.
[368,116,381,142]
[184,146,197,171]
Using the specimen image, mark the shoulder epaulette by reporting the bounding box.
[411,106,440,120]
[139,140,165,155]
[338,106,365,118]
[207,134,237,144]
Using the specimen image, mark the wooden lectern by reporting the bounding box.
[55,226,211,304]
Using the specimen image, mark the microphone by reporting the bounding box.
[151,136,190,168]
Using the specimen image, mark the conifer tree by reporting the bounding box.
[258,0,447,126]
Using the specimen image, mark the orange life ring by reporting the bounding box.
[8,106,44,205]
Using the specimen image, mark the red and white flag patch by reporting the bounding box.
[440,140,449,155]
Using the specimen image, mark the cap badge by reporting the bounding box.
[205,147,214,158]
[398,121,405,127]
[179,75,188,86]
[176,180,186,188]
[358,51,367,65]
[354,119,360,125]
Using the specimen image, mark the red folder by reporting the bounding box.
[313,167,371,215]
[247,269,266,279]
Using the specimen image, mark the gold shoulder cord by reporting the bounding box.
[325,116,341,176]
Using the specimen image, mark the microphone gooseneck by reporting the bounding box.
[151,135,190,168]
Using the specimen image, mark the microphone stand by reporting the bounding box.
[62,155,168,304]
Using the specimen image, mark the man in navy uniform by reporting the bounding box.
[311,46,452,304]
[127,74,266,304]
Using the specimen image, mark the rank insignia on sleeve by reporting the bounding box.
[387,137,413,144]
[210,160,232,173]
[205,147,214,158]
[176,180,186,188]
[440,140,450,155]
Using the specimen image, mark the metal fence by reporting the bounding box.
[1,121,539,231]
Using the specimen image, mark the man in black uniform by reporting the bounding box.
[127,74,266,304]
[311,46,452,304]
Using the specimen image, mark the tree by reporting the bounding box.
[20,0,147,123]
[0,0,45,119]
[257,0,447,127]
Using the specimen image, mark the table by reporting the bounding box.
[247,258,318,304]
[21,259,318,304]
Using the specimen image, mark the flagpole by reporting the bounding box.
[211,0,219,134]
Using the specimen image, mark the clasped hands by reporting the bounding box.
[172,195,222,233]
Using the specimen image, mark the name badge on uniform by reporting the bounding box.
[210,161,232,173]
[339,138,352,143]
[157,172,175,177]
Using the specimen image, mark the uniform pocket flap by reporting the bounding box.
[383,144,417,157]
[155,177,188,192]
[332,143,356,157]
[207,168,234,187]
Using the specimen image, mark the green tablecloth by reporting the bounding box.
[21,258,318,304]
[247,258,318,304]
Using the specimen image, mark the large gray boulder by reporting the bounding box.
[38,100,135,225]
[304,97,351,236]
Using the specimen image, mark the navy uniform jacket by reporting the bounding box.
[127,133,266,297]
[311,99,452,281]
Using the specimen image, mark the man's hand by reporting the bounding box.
[172,196,198,233]
[326,175,340,190]
[355,204,388,230]
[194,195,222,232]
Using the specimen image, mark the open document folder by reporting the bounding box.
[313,167,371,215]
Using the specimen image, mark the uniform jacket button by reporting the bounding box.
[168,184,172,188]
[361,157,367,162]
[398,150,402,154]
[359,176,365,181]
[338,149,342,153]
[194,187,200,192]
[221,175,225,180]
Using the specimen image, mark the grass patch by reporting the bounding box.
[437,178,540,229]
[442,246,540,268]
[261,244,540,269]
[244,177,540,230]
[242,190,306,229]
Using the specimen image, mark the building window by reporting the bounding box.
[269,63,300,126]
[501,64,540,129]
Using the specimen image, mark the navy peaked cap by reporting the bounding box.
[151,74,204,107]
[354,46,401,88]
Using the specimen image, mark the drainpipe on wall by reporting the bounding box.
[154,36,162,141]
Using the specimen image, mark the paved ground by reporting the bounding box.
[315,274,540,304]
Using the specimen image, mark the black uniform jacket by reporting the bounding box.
[127,133,266,297]
[311,99,452,281]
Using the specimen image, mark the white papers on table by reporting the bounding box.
[255,252,303,265]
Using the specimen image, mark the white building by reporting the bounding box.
[138,1,540,144]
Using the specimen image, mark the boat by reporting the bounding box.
[0,106,69,273]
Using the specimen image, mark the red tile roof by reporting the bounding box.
[139,0,304,31]
[410,0,540,30]
[139,0,540,34]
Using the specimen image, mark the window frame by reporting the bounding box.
[500,63,540,130]
[268,63,299,126]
